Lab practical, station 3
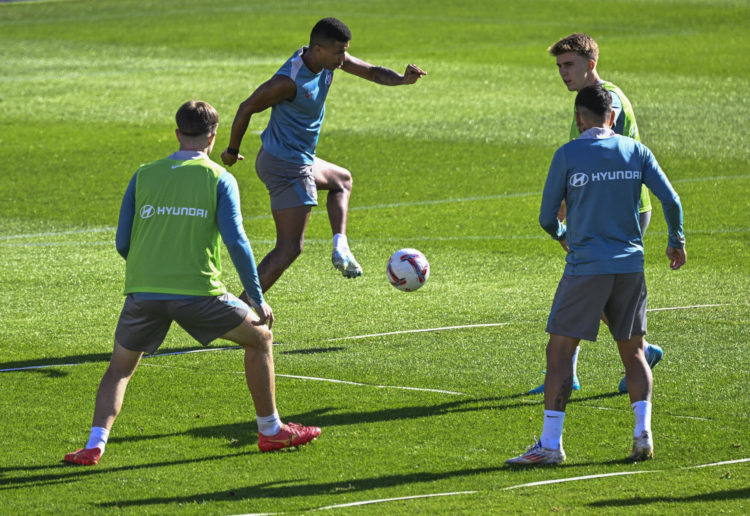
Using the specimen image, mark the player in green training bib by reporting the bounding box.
[64,101,320,466]
[526,33,663,396]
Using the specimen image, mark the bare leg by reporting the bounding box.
[313,157,352,236]
[544,334,581,412]
[91,340,143,430]
[617,335,652,403]
[221,311,276,417]
[254,205,311,293]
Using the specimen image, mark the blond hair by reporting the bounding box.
[548,33,599,61]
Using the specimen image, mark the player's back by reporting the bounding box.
[561,135,647,275]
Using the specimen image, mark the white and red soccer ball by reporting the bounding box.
[387,248,430,292]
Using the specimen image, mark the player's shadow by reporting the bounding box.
[0,346,218,373]
[0,450,256,491]
[0,344,341,375]
[588,487,750,507]
[0,352,113,373]
[95,465,506,508]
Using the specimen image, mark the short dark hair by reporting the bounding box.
[548,33,599,61]
[310,17,351,47]
[575,85,612,119]
[176,100,218,136]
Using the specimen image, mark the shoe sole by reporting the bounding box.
[259,439,318,452]
[628,450,654,462]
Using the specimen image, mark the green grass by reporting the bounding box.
[1,0,749,513]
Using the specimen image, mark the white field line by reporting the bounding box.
[327,303,733,342]
[276,374,466,396]
[685,458,750,469]
[312,491,478,510]
[503,457,750,491]
[4,173,748,241]
[1,303,731,372]
[137,365,466,396]
[328,323,511,342]
[503,470,654,490]
[582,406,711,421]
[647,303,727,312]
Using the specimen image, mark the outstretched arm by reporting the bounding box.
[221,75,297,167]
[341,53,426,85]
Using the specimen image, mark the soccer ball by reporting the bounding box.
[387,248,430,291]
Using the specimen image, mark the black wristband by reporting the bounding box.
[226,147,239,156]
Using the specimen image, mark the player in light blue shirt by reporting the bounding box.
[529,33,661,395]
[507,85,686,466]
[221,18,426,295]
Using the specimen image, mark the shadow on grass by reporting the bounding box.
[588,487,750,507]
[0,346,237,373]
[95,465,506,508]
[0,450,256,491]
[0,344,343,374]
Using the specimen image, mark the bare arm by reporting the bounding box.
[221,75,297,166]
[341,52,426,85]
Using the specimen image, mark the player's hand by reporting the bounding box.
[559,238,569,253]
[251,301,274,330]
[401,64,426,84]
[221,149,244,167]
[666,246,686,270]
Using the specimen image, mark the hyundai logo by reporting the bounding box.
[569,173,589,187]
[140,205,155,219]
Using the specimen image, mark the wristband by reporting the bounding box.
[226,147,239,156]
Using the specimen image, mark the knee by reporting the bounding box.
[341,169,352,193]
[242,326,273,354]
[276,240,304,265]
[330,168,352,194]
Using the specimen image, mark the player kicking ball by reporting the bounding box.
[64,102,319,466]
[507,86,685,465]
[221,17,426,293]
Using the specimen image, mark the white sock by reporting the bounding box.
[572,346,580,377]
[540,410,565,450]
[333,233,348,251]
[85,426,109,453]
[257,411,282,436]
[632,400,652,437]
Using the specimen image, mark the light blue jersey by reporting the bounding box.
[261,47,334,165]
[540,128,684,276]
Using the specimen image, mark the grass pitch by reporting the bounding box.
[1,0,749,514]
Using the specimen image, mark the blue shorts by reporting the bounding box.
[115,293,249,354]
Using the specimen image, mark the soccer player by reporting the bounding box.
[528,33,662,395]
[507,85,685,465]
[64,101,320,465]
[221,17,426,292]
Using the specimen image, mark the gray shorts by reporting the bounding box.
[255,146,318,211]
[546,272,648,342]
[114,293,249,354]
